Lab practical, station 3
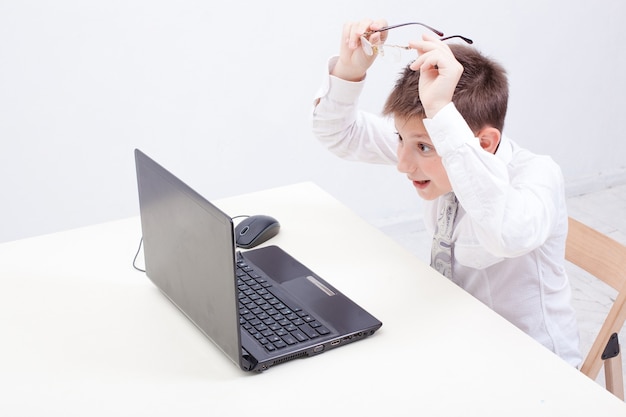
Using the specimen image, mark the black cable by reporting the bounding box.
[132,237,145,273]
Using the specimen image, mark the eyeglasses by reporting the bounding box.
[360,22,473,58]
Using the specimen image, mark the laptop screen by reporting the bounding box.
[135,149,242,368]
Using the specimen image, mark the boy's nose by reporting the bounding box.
[396,148,416,174]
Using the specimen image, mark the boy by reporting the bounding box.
[311,19,582,367]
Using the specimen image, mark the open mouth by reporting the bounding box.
[412,179,430,189]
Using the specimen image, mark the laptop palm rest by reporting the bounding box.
[242,246,379,334]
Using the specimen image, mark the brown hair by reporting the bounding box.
[382,44,509,133]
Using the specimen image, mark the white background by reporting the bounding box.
[1,0,625,242]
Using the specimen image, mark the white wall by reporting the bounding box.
[2,0,625,243]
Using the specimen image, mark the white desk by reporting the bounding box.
[1,182,624,416]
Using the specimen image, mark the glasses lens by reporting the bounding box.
[360,36,374,56]
[384,46,403,62]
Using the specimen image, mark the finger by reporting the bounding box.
[340,22,352,50]
[368,18,389,43]
[413,54,441,73]
[408,33,444,54]
[409,34,454,70]
[351,18,389,49]
[347,19,373,49]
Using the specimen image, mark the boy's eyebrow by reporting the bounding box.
[414,134,433,142]
[394,128,431,141]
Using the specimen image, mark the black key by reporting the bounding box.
[291,329,309,342]
[299,324,320,339]
[273,340,287,349]
[316,326,330,335]
[282,335,297,345]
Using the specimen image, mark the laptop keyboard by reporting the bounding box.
[236,256,331,352]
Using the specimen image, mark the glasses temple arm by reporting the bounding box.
[440,34,474,44]
[365,22,445,37]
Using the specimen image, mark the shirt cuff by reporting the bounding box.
[313,56,366,106]
[423,102,478,157]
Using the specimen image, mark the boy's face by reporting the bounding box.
[394,115,452,200]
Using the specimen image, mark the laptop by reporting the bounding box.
[134,149,382,372]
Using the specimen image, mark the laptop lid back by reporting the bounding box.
[134,149,243,369]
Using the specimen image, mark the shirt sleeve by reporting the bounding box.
[311,57,398,165]
[424,103,564,258]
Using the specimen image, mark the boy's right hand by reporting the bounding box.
[331,19,388,82]
[409,34,464,119]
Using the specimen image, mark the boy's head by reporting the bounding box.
[383,43,509,133]
[383,44,509,201]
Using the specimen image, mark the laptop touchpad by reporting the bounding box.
[242,245,310,284]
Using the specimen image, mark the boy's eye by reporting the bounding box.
[395,132,403,142]
[418,143,433,152]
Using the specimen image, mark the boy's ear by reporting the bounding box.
[477,127,501,154]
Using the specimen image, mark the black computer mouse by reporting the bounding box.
[235,215,280,249]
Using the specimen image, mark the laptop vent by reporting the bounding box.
[272,351,308,366]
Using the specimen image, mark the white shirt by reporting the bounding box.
[312,59,582,367]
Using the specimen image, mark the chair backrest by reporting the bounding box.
[565,217,626,396]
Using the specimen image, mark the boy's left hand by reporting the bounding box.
[409,34,464,119]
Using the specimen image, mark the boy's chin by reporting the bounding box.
[415,188,453,201]
[416,190,439,201]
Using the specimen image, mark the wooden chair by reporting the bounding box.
[565,217,626,400]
